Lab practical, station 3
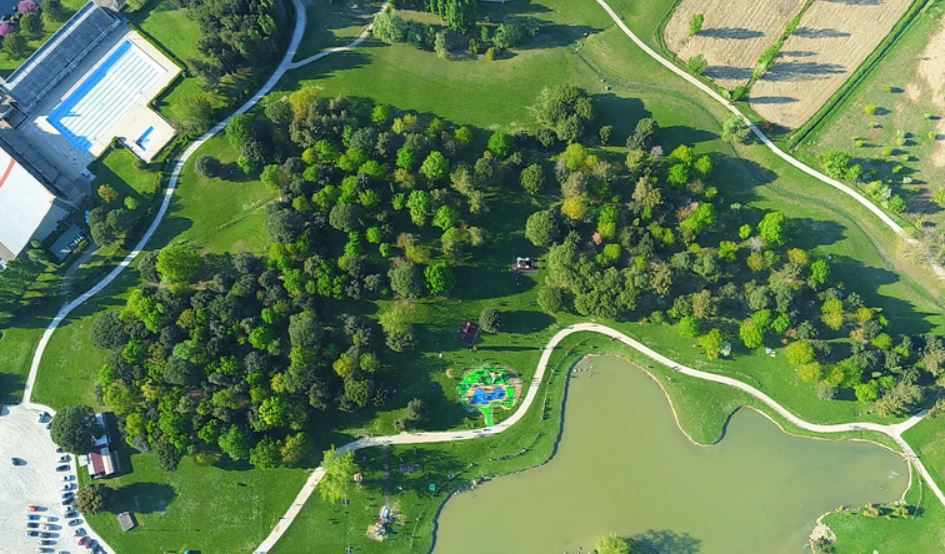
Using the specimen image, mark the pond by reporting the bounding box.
[433,355,908,553]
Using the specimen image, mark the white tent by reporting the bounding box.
[0,146,65,262]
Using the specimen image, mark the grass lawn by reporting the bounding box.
[0,0,87,76]
[824,470,945,552]
[81,446,308,554]
[795,2,945,227]
[296,0,380,59]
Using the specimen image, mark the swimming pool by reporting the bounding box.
[47,40,163,153]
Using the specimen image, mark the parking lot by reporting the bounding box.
[0,404,94,553]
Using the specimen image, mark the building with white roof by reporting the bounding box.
[0,144,70,263]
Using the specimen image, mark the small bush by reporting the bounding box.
[484,47,498,60]
[863,104,878,116]
[195,155,221,178]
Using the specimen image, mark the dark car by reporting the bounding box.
[11,457,25,465]
[78,537,90,546]
[40,539,56,546]
[27,522,39,529]
[58,455,70,463]
[28,514,40,521]
[56,465,69,472]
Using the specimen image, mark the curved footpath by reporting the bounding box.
[12,1,945,553]
[253,322,945,553]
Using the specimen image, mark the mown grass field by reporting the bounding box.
[11,0,945,551]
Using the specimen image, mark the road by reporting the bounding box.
[253,323,945,553]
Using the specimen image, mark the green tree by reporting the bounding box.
[520,163,544,195]
[785,340,815,365]
[421,150,449,182]
[688,53,708,75]
[596,532,631,554]
[20,13,41,38]
[50,405,103,453]
[76,484,112,516]
[698,328,725,360]
[250,436,283,468]
[319,446,358,503]
[434,31,448,59]
[156,244,202,284]
[424,260,455,296]
[479,307,502,332]
[688,13,705,36]
[388,262,425,298]
[678,315,700,338]
[177,95,214,135]
[757,211,787,246]
[525,210,559,247]
[721,116,749,143]
[218,425,253,460]
[487,131,515,158]
[3,33,27,60]
[739,319,765,349]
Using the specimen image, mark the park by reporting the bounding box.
[0,0,944,553]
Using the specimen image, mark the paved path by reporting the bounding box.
[253,323,945,553]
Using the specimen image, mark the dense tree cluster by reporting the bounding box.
[527,88,943,416]
[95,90,522,468]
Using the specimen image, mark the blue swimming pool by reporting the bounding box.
[48,41,135,152]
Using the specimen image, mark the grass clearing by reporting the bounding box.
[750,0,915,128]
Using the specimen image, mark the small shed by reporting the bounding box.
[117,511,136,532]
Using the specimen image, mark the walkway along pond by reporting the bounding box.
[433,356,909,554]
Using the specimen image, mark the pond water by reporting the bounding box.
[434,355,908,553]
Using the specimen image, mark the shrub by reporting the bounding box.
[479,307,502,332]
[195,155,221,178]
[688,13,704,36]
[688,53,708,76]
[485,47,497,60]
[863,104,878,116]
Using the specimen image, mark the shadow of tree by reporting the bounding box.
[109,482,177,515]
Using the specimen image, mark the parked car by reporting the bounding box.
[58,455,70,463]
[26,531,38,537]
[28,505,41,512]
[11,457,25,465]
[28,514,40,521]
[42,524,57,531]
[74,527,86,536]
[37,548,54,553]
[27,522,39,529]
[60,483,75,491]
[62,475,75,481]
[40,539,56,546]
[69,518,82,527]
[60,492,73,500]
[77,537,90,546]
[55,447,63,454]
[61,497,73,506]
[56,465,69,472]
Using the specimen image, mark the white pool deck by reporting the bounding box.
[20,28,179,174]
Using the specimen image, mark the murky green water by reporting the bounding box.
[434,355,908,553]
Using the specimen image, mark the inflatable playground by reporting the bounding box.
[457,367,522,426]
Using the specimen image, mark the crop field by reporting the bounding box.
[798,7,945,226]
[664,0,806,90]
[750,0,913,128]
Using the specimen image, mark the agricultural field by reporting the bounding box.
[797,5,945,229]
[750,0,914,128]
[664,0,806,90]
